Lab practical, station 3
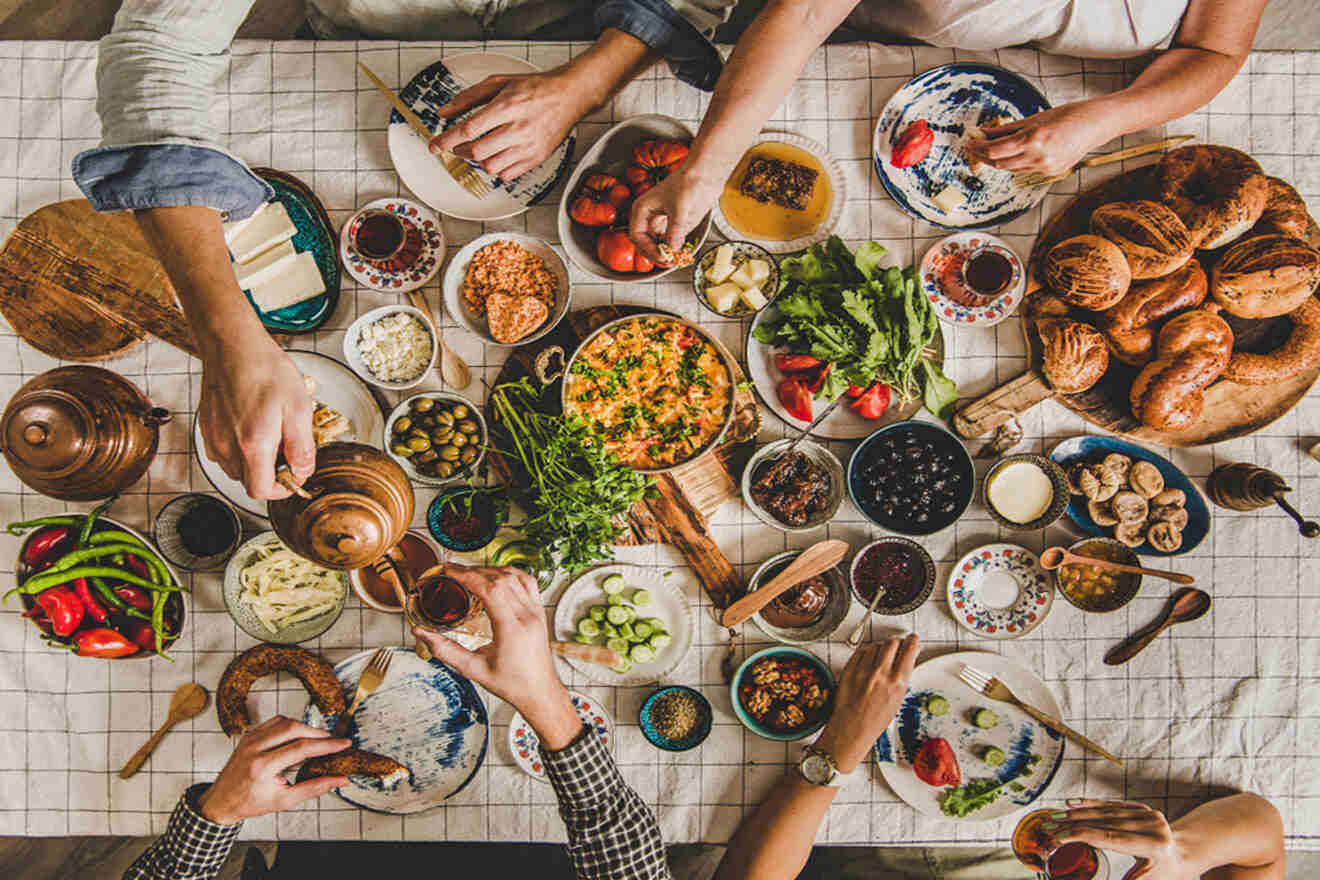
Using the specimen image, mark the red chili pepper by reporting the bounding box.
[913,737,961,787]
[121,619,157,652]
[848,382,892,420]
[112,584,153,612]
[22,525,73,569]
[776,375,814,422]
[35,585,85,637]
[891,119,934,169]
[71,577,108,623]
[69,627,140,658]
[774,353,824,374]
[124,554,152,581]
[804,362,833,394]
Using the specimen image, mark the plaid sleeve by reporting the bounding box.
[542,725,671,880]
[123,784,243,880]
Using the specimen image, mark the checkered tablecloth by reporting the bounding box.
[1,38,1317,848]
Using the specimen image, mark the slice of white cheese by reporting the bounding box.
[708,244,737,284]
[227,200,297,263]
[705,282,742,314]
[233,240,296,290]
[728,260,763,291]
[739,283,768,311]
[932,186,967,215]
[222,200,268,247]
[248,250,325,314]
[744,259,772,286]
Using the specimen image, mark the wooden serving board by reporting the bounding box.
[0,199,197,360]
[954,165,1320,447]
[486,305,761,610]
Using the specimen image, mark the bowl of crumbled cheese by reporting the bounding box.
[343,305,438,390]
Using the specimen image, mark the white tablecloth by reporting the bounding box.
[0,38,1317,848]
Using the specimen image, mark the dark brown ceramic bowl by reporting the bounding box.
[1054,536,1142,613]
[982,453,1070,531]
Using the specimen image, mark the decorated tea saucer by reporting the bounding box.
[509,691,613,782]
[920,232,1024,327]
[339,197,445,293]
[947,543,1053,639]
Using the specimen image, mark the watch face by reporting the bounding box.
[801,753,833,785]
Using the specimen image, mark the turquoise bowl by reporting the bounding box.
[730,646,835,741]
[427,488,507,552]
[639,686,713,752]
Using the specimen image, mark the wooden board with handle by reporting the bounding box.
[954,164,1320,447]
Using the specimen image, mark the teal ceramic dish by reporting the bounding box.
[639,686,713,752]
[730,646,835,741]
[427,488,508,552]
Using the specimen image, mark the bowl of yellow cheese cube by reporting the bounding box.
[693,242,780,318]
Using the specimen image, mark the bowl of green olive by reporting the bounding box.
[384,392,487,485]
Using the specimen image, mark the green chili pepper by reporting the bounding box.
[86,533,173,584]
[6,516,81,537]
[90,576,150,620]
[47,544,152,572]
[151,591,167,656]
[7,566,180,600]
[77,498,116,547]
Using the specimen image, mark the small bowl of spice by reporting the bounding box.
[849,537,936,615]
[153,493,243,571]
[983,453,1069,531]
[742,438,844,532]
[343,304,437,391]
[1054,537,1142,613]
[427,487,509,552]
[350,529,440,613]
[747,550,850,645]
[639,685,712,751]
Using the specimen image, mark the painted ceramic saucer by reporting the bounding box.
[339,197,445,292]
[920,232,1024,327]
[947,543,1053,639]
[509,691,613,782]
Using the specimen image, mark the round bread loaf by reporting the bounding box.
[1252,177,1310,239]
[1154,145,1267,250]
[1210,234,1320,318]
[1090,200,1194,279]
[1129,308,1234,431]
[1042,234,1131,311]
[1220,296,1320,385]
[1037,317,1109,393]
[1097,260,1208,366]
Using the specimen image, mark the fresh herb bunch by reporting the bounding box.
[752,235,958,418]
[488,378,651,570]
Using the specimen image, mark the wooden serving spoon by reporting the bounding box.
[406,289,471,389]
[1104,587,1211,665]
[720,539,850,628]
[1038,546,1194,586]
[550,640,625,670]
[119,683,209,778]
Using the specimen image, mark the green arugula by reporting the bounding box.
[939,755,1043,818]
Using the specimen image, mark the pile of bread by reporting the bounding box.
[1065,452,1188,552]
[1029,144,1320,431]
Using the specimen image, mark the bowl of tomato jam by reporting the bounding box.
[849,536,936,615]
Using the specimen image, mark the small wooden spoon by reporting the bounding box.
[119,683,209,778]
[720,539,849,628]
[1104,587,1211,665]
[1038,546,1194,586]
[550,640,625,670]
[406,289,471,389]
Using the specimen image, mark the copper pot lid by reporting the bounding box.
[2,387,96,478]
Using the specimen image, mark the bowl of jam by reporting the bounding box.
[746,550,850,644]
[849,537,936,615]
[847,421,974,536]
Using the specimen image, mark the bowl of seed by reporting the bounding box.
[639,685,712,751]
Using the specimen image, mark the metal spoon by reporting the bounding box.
[119,683,209,778]
[846,585,887,647]
[1038,546,1194,586]
[406,289,471,389]
[1104,587,1211,665]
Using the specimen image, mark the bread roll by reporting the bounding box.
[1129,309,1233,431]
[1042,234,1131,311]
[1210,234,1320,319]
[1037,317,1109,393]
[1090,200,1194,279]
[1221,295,1320,385]
[1097,260,1208,366]
[1154,145,1267,250]
[1252,177,1310,239]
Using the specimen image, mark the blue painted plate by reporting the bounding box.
[1049,436,1210,557]
[873,63,1050,229]
[304,648,488,814]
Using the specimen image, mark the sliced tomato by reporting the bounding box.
[912,737,961,787]
[776,376,813,422]
[848,382,891,419]
[804,362,833,394]
[774,353,824,374]
[844,384,866,398]
[891,119,934,169]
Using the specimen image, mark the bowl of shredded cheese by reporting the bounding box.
[343,304,438,391]
[223,531,349,643]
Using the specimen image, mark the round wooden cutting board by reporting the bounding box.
[955,165,1320,447]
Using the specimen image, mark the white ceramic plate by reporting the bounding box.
[508,690,613,782]
[919,232,1026,328]
[338,197,445,293]
[440,232,571,347]
[221,530,349,644]
[947,544,1054,640]
[192,350,386,518]
[553,564,695,687]
[305,647,489,814]
[874,651,1066,821]
[712,131,846,255]
[387,52,575,222]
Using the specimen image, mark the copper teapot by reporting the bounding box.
[0,366,170,500]
[269,441,414,570]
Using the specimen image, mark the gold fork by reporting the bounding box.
[957,664,1123,766]
[357,61,490,199]
[332,647,392,736]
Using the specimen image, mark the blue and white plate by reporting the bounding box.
[304,648,489,814]
[387,53,575,222]
[873,63,1050,229]
[1049,436,1210,557]
[875,651,1065,821]
[948,544,1054,640]
[508,691,613,782]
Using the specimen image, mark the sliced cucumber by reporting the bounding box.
[606,605,631,625]
[982,746,1007,768]
[606,637,631,656]
[602,573,626,595]
[632,589,652,607]
[644,617,666,631]
[630,644,655,663]
[576,618,600,638]
[623,606,637,623]
[633,621,654,640]
[611,657,633,674]
[925,695,950,716]
[588,605,607,623]
[574,633,595,645]
[606,593,627,607]
[601,621,619,638]
[649,633,672,650]
[617,621,636,641]
[974,708,998,730]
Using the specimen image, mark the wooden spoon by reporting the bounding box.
[119,683,209,778]
[406,289,471,389]
[1104,587,1211,665]
[1038,546,1194,586]
[550,640,625,670]
[720,539,850,628]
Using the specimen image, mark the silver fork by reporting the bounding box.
[957,664,1123,766]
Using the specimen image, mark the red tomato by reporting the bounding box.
[774,354,824,374]
[568,173,632,227]
[848,382,892,419]
[776,376,813,422]
[891,119,934,168]
[595,230,655,274]
[804,362,833,394]
[624,139,689,195]
[844,384,866,398]
[913,738,961,787]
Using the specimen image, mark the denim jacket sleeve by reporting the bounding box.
[72,0,273,221]
[595,0,734,91]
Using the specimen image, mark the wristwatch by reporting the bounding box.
[798,745,848,787]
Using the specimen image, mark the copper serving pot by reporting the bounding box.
[268,441,414,570]
[0,366,170,500]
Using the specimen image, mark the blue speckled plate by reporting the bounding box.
[875,651,1065,821]
[304,647,488,814]
[873,63,1050,229]
[1049,436,1210,557]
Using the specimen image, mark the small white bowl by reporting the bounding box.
[343,304,437,391]
[383,391,488,486]
[441,232,571,348]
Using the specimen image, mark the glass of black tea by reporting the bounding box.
[350,209,408,262]
[405,568,482,634]
[1012,809,1110,880]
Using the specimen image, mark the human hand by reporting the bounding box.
[627,165,722,266]
[412,564,581,751]
[1050,799,1192,880]
[197,336,315,500]
[429,72,588,182]
[967,101,1116,177]
[813,634,919,773]
[196,716,350,826]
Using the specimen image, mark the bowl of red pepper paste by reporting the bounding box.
[849,536,935,615]
[427,488,509,552]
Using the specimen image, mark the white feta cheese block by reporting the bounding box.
[248,251,325,314]
[222,200,268,246]
[233,240,296,290]
[705,282,742,314]
[227,200,297,263]
[707,245,737,284]
[728,260,769,291]
[738,283,768,311]
[931,186,967,215]
[744,259,772,285]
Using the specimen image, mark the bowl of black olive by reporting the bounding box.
[846,420,975,535]
[384,392,487,485]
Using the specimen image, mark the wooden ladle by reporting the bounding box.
[119,683,210,778]
[1104,587,1211,665]
[720,539,850,628]
[1038,546,1194,586]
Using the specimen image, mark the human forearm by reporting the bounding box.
[1172,793,1285,878]
[123,785,242,880]
[715,771,836,880]
[569,28,659,114]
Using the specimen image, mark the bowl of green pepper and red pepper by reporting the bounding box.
[7,501,186,659]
